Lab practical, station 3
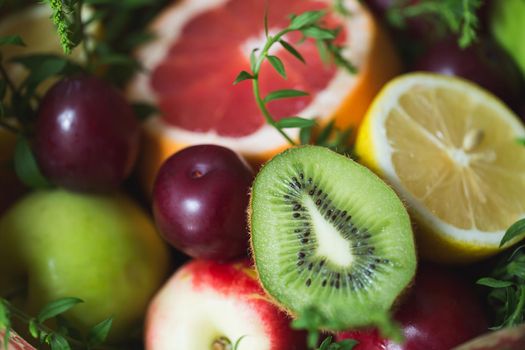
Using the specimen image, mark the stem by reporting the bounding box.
[251,28,297,146]
[507,285,525,326]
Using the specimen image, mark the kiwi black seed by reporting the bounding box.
[249,146,416,330]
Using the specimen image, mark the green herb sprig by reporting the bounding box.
[387,0,484,48]
[291,306,401,350]
[0,297,113,350]
[234,8,356,149]
[477,245,525,328]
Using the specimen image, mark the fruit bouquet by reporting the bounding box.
[0,0,524,349]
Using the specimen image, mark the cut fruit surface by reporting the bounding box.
[127,0,401,192]
[356,73,525,263]
[249,146,416,330]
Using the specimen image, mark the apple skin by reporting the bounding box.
[337,264,489,350]
[145,259,306,350]
[0,329,36,350]
[0,189,171,342]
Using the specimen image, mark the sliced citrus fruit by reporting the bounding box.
[356,73,525,263]
[127,0,401,193]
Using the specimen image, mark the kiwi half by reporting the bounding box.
[249,146,416,330]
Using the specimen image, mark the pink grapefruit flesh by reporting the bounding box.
[149,0,344,137]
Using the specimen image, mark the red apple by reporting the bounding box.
[145,259,306,350]
[0,329,35,350]
[336,264,489,350]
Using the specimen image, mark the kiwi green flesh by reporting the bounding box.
[250,146,416,330]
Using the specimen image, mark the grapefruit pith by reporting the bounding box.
[127,0,401,193]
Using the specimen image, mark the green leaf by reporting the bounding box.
[0,35,25,47]
[267,55,286,78]
[264,89,309,103]
[49,334,71,350]
[319,336,333,350]
[517,138,525,146]
[302,26,337,40]
[335,339,359,350]
[275,117,315,129]
[132,102,158,120]
[37,297,84,323]
[316,39,330,66]
[14,136,52,189]
[88,317,113,346]
[300,125,313,145]
[279,40,305,63]
[477,277,515,288]
[28,319,39,339]
[500,218,525,247]
[289,10,326,30]
[233,71,254,85]
[316,120,335,146]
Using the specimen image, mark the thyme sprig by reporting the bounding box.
[234,9,356,148]
[0,297,113,350]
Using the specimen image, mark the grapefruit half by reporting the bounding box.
[127,0,401,193]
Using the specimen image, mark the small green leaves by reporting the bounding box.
[14,136,52,189]
[233,71,254,85]
[267,55,286,78]
[37,298,84,324]
[0,35,25,47]
[477,277,514,288]
[501,218,525,247]
[479,244,525,329]
[234,5,356,148]
[292,306,361,349]
[87,317,113,347]
[275,117,316,129]
[318,336,358,350]
[280,40,305,63]
[290,10,326,30]
[264,89,309,103]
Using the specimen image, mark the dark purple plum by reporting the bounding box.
[413,37,524,109]
[34,76,140,192]
[152,145,254,261]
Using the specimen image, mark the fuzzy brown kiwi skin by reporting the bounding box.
[246,147,418,327]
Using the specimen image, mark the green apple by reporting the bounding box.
[0,189,171,342]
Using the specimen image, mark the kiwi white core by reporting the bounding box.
[303,196,354,267]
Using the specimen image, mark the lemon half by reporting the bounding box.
[356,73,525,263]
